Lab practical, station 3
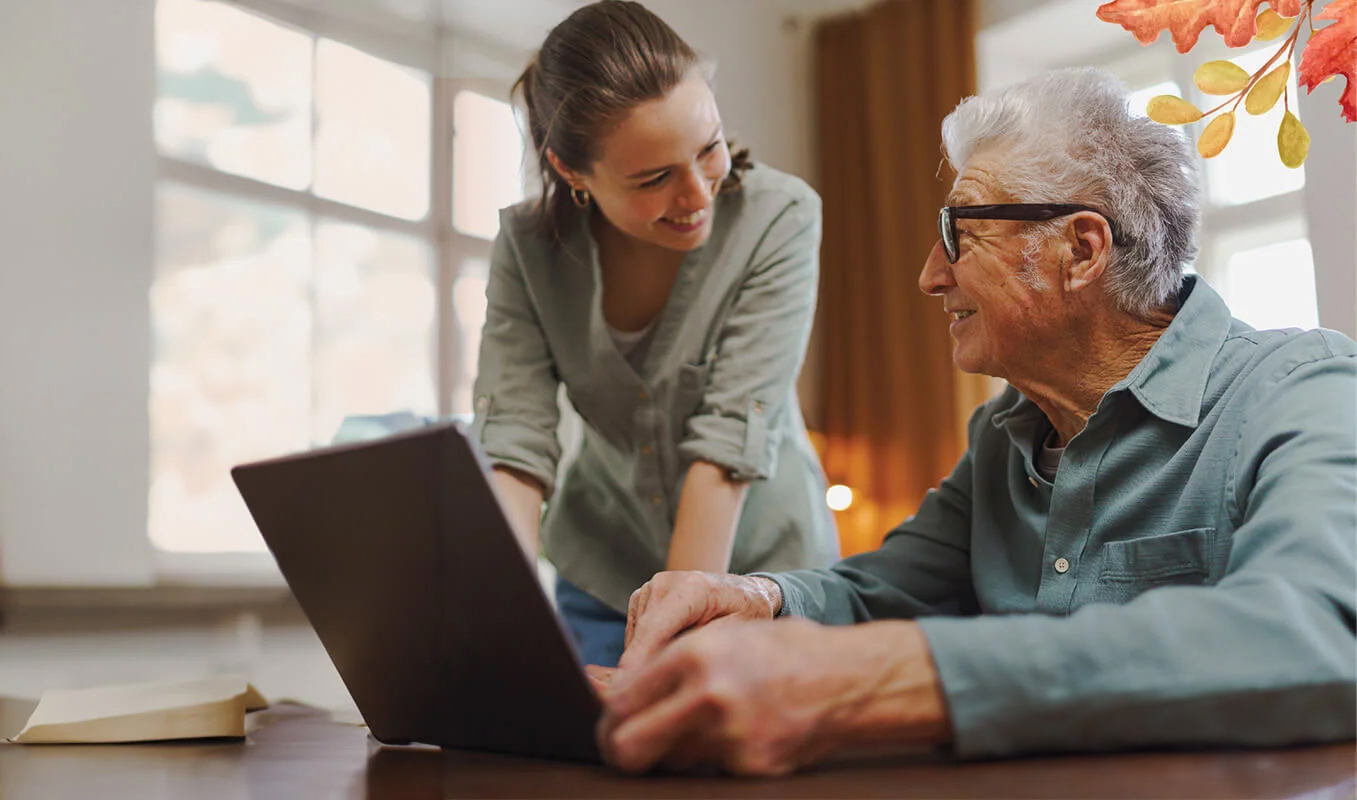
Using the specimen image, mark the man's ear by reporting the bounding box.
[545,149,585,189]
[1064,213,1113,293]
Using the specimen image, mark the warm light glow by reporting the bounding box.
[826,484,853,511]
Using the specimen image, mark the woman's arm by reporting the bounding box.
[665,460,751,573]
[491,465,545,559]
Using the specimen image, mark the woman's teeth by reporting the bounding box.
[951,310,976,321]
[664,209,706,226]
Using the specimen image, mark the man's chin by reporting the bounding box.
[951,347,988,376]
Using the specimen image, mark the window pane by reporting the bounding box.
[451,257,490,416]
[453,91,526,240]
[314,39,431,220]
[1202,47,1305,206]
[1217,238,1318,330]
[151,184,313,553]
[313,221,438,441]
[155,0,312,190]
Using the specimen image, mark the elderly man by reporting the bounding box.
[589,67,1357,776]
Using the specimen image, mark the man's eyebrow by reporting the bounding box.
[624,124,723,180]
[946,190,979,206]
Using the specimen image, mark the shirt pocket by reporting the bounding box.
[672,359,714,428]
[1095,527,1215,603]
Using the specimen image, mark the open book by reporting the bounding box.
[8,675,267,744]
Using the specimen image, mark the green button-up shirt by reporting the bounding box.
[766,276,1356,758]
[471,166,840,613]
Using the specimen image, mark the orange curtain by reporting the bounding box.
[813,0,990,556]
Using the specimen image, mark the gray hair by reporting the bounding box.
[940,68,1200,317]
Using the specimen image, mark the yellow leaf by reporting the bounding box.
[1197,112,1235,158]
[1245,62,1290,115]
[1147,95,1204,125]
[1254,9,1293,42]
[1278,111,1309,168]
[1195,60,1251,95]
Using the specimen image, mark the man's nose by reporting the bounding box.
[919,239,955,296]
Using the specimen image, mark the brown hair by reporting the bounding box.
[513,0,752,241]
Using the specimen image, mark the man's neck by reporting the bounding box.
[1009,306,1175,447]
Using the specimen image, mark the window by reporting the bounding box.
[1180,43,1317,330]
[1200,46,1305,207]
[314,40,432,220]
[155,0,312,190]
[452,90,526,241]
[152,0,471,555]
[150,184,313,553]
[1208,220,1319,332]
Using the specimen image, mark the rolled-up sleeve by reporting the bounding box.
[468,225,562,496]
[920,350,1357,758]
[678,193,822,481]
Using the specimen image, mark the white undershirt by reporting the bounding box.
[607,319,657,362]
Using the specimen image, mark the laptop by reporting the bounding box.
[230,422,603,762]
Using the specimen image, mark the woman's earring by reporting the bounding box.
[569,186,591,208]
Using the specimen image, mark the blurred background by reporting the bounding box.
[1,0,1352,710]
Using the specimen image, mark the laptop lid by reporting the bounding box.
[231,422,602,762]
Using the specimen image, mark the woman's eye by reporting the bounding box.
[639,172,669,189]
[701,141,720,156]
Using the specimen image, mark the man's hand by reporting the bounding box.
[598,619,951,776]
[585,665,619,698]
[618,571,782,672]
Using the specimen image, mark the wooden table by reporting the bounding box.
[1,696,1352,799]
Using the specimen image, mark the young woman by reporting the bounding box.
[470,0,839,668]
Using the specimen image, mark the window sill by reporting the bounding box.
[0,583,303,634]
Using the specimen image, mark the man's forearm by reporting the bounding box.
[816,621,952,752]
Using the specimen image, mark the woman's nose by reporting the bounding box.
[678,168,712,212]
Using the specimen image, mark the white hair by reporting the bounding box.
[941,68,1201,317]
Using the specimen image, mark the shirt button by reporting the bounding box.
[641,445,653,455]
[1054,557,1070,574]
[651,495,663,505]
[638,390,648,401]
[1028,475,1040,488]
[475,396,489,412]
[753,401,765,414]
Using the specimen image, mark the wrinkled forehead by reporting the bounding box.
[946,143,1023,207]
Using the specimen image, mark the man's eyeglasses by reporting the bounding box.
[937,204,1124,264]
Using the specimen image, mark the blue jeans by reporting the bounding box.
[555,576,627,668]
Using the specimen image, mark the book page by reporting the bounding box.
[9,675,266,744]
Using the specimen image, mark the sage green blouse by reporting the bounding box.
[470,165,840,613]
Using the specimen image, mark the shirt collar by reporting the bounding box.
[992,275,1233,436]
[1112,275,1232,429]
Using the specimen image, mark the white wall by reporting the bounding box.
[0,0,157,585]
[644,0,871,185]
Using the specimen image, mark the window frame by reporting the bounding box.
[151,0,518,581]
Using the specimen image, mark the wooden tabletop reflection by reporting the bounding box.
[2,696,1352,799]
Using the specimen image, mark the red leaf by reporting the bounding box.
[1299,0,1357,122]
[1097,0,1303,53]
